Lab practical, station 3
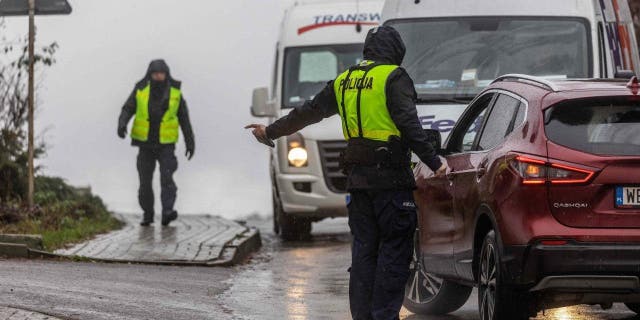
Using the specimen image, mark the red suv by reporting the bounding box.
[403,75,640,320]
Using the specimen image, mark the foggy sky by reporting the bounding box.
[2,0,297,218]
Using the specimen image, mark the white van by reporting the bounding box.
[251,0,384,239]
[382,0,640,145]
[380,0,640,316]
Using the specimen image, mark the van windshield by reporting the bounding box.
[283,44,363,108]
[388,18,591,100]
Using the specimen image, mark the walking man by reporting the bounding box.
[118,59,195,227]
[246,26,446,319]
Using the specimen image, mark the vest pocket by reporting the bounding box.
[159,120,180,144]
[131,118,150,141]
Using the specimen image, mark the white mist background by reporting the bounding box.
[2,0,299,218]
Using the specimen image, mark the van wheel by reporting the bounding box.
[404,232,472,315]
[478,231,531,320]
[624,303,640,314]
[273,193,311,241]
[279,211,311,241]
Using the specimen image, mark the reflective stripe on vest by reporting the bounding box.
[131,84,182,144]
[334,61,401,142]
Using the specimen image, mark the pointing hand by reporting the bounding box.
[245,124,275,148]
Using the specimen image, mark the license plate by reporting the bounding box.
[616,186,640,208]
[346,194,351,205]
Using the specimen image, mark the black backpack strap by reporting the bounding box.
[340,69,355,139]
[355,66,376,137]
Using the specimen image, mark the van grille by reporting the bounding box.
[318,140,347,193]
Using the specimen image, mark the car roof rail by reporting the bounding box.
[492,74,559,92]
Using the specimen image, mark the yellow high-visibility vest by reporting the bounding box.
[131,84,181,144]
[334,60,401,142]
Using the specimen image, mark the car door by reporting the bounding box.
[418,93,495,278]
[451,93,525,280]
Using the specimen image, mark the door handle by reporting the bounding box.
[446,172,456,181]
[477,158,489,179]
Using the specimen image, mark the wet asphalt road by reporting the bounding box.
[1,217,640,320]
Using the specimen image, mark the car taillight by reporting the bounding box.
[511,156,595,185]
[547,163,595,184]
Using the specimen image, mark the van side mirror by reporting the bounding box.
[615,70,636,79]
[251,87,277,118]
[424,129,442,151]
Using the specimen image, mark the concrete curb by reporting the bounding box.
[0,234,44,259]
[0,234,43,250]
[209,227,262,267]
[0,242,30,258]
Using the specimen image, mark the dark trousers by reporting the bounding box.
[137,145,178,221]
[348,190,417,320]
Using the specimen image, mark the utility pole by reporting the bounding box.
[27,0,35,207]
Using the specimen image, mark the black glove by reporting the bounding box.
[185,140,195,160]
[117,126,127,139]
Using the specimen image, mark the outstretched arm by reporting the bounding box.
[246,81,339,145]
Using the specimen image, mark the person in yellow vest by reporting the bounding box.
[246,26,446,320]
[118,60,195,227]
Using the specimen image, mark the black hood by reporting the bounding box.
[363,26,406,66]
[146,59,171,79]
[138,59,181,88]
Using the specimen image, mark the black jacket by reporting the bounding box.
[118,60,195,150]
[266,27,442,190]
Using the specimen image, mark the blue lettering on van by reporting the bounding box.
[420,115,456,133]
[419,115,484,133]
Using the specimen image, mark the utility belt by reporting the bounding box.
[340,136,411,169]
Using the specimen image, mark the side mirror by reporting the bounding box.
[424,129,442,151]
[251,87,277,118]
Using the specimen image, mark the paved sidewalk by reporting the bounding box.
[0,307,60,320]
[55,214,259,265]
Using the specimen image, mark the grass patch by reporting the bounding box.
[0,176,123,251]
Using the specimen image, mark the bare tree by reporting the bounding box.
[0,20,57,201]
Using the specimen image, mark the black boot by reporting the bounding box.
[161,210,178,226]
[140,219,153,227]
[140,212,154,226]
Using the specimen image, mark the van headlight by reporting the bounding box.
[287,133,308,168]
[288,147,308,167]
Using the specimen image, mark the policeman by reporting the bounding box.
[246,26,446,320]
[118,59,195,227]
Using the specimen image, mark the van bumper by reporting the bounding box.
[276,173,348,219]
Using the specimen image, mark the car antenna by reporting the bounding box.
[356,0,362,33]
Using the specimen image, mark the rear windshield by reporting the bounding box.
[545,98,640,156]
